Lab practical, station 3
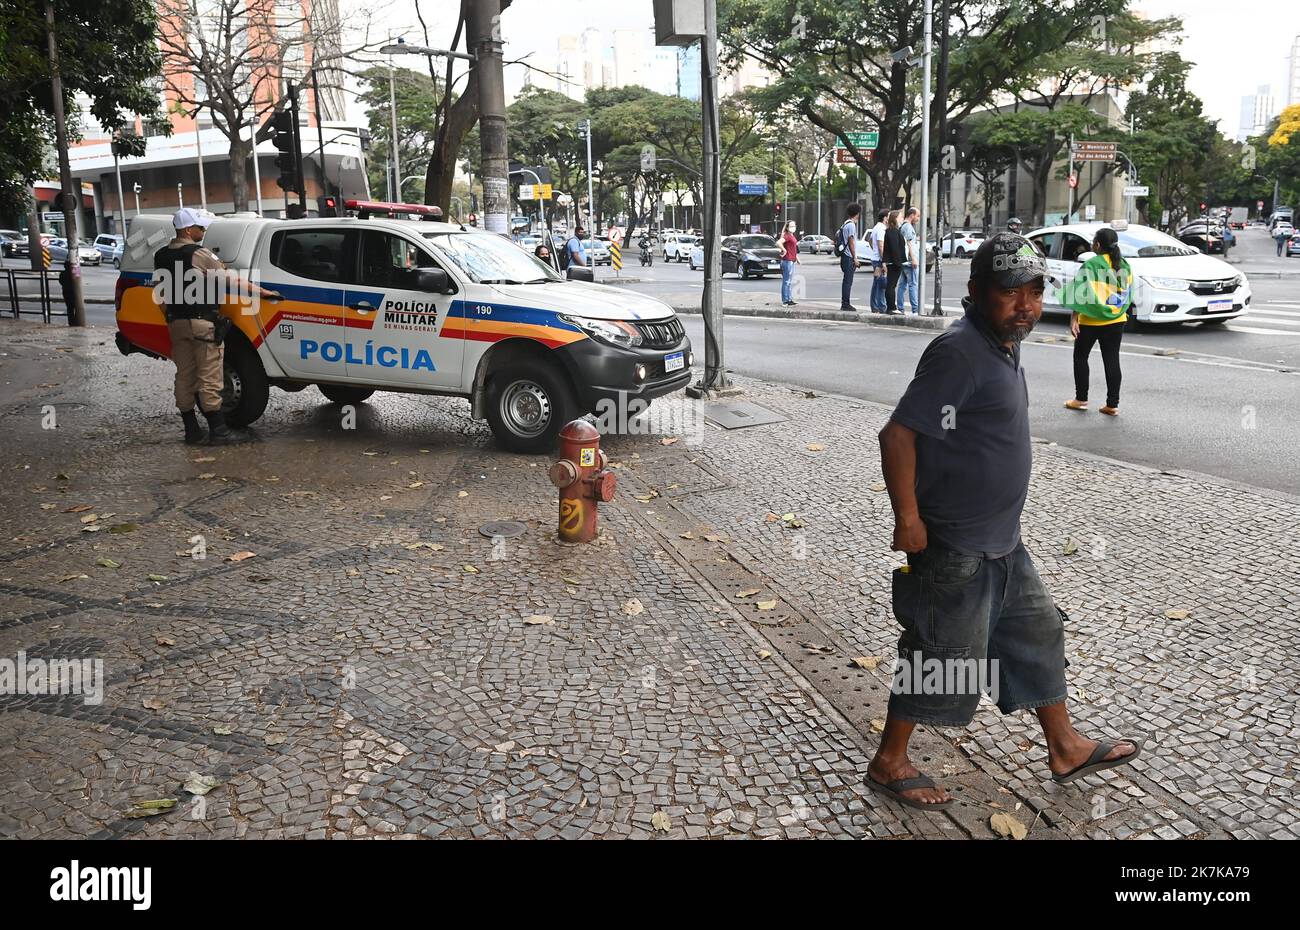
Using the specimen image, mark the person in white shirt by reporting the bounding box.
[870,209,889,313]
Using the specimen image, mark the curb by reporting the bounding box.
[670,302,953,329]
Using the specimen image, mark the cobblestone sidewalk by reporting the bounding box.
[0,320,1294,839]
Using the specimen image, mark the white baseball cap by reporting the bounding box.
[172,207,214,229]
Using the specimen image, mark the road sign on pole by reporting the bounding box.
[519,184,534,200]
[609,241,622,274]
[1084,204,1097,220]
[1072,141,1117,162]
[1122,185,1149,197]
[738,174,768,195]
[842,130,879,150]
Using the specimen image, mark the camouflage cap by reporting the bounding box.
[970,232,1053,288]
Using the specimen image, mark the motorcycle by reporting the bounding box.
[639,240,654,266]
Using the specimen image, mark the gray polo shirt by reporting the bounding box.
[889,303,1031,557]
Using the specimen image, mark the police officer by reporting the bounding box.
[1007,217,1024,234]
[155,208,278,444]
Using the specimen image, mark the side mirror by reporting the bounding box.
[1076,251,1096,263]
[566,266,594,283]
[415,268,451,293]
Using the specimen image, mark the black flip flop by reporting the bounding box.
[866,773,953,811]
[1052,739,1143,785]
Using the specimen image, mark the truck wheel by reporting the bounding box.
[486,358,575,454]
[318,384,375,405]
[222,339,270,427]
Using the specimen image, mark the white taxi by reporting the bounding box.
[115,204,692,452]
[1026,221,1251,327]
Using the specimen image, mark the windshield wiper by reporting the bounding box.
[477,278,525,285]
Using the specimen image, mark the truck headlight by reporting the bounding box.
[561,315,642,349]
[1142,276,1190,291]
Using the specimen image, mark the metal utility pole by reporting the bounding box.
[311,68,331,209]
[915,0,933,321]
[194,105,208,211]
[249,120,263,215]
[469,0,509,234]
[1068,132,1076,222]
[133,182,141,215]
[387,56,401,203]
[112,142,127,236]
[931,0,950,316]
[700,1,726,390]
[579,119,596,232]
[44,0,84,325]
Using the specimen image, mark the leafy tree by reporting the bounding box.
[504,87,586,225]
[357,66,442,202]
[1,0,169,218]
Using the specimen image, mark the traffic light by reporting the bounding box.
[317,195,337,217]
[271,109,300,193]
[774,203,782,215]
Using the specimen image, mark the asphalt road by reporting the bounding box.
[671,230,1300,494]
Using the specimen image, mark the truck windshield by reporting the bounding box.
[423,232,561,284]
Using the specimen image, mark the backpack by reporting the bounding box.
[557,236,573,271]
[833,221,852,257]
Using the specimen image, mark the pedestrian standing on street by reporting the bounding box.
[897,207,921,314]
[566,225,589,267]
[154,208,279,445]
[1274,224,1289,257]
[870,209,889,313]
[883,210,907,315]
[868,233,1141,809]
[780,219,801,307]
[836,203,861,313]
[1061,227,1132,416]
[1221,222,1235,256]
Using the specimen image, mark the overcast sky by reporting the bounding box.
[357,0,1299,137]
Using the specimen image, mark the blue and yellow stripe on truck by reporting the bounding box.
[117,275,591,358]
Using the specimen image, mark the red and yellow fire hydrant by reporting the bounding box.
[548,419,616,543]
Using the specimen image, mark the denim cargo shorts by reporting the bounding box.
[888,541,1068,726]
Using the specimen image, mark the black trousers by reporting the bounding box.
[885,264,901,313]
[1074,320,1124,407]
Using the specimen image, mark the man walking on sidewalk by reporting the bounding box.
[837,204,861,312]
[898,207,921,314]
[868,233,1141,810]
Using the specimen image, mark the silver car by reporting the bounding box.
[48,237,102,265]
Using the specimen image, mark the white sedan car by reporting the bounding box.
[939,230,986,257]
[1026,222,1251,326]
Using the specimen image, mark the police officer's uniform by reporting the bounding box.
[154,208,238,444]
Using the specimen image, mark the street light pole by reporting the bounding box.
[931,0,950,316]
[387,56,401,207]
[468,1,509,235]
[112,143,127,236]
[194,104,208,212]
[580,119,596,234]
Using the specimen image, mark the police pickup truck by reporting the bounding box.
[114,203,692,452]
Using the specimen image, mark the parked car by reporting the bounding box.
[47,237,101,265]
[1026,221,1250,327]
[0,229,24,257]
[1288,233,1300,257]
[939,230,986,257]
[1273,222,1295,240]
[1176,223,1223,254]
[718,234,782,278]
[93,234,124,262]
[588,236,612,266]
[688,241,706,270]
[796,234,834,255]
[661,233,699,262]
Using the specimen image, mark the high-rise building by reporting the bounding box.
[1288,35,1300,107]
[1239,85,1276,141]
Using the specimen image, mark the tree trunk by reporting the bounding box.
[228,134,249,213]
[426,68,480,213]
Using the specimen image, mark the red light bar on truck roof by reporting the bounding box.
[344,200,444,221]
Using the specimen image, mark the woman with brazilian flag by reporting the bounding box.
[1060,227,1133,416]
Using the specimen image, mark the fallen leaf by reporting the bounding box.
[799,641,834,655]
[851,656,883,670]
[756,599,778,610]
[524,615,555,626]
[408,481,425,489]
[226,551,256,562]
[142,697,165,711]
[1063,536,1079,555]
[870,718,886,733]
[56,473,70,481]
[457,490,468,498]
[40,503,56,510]
[678,532,695,540]
[81,525,102,533]
[156,635,176,646]
[212,725,234,735]
[702,533,728,542]
[95,557,121,570]
[757,649,772,660]
[79,513,99,524]
[147,574,168,582]
[379,495,393,501]
[58,573,89,582]
[660,437,680,446]
[383,568,401,575]
[561,575,580,585]
[806,443,826,452]
[868,482,887,492]
[265,735,287,746]
[623,599,644,616]
[124,798,176,819]
[734,589,761,599]
[108,522,139,534]
[764,512,780,523]
[198,473,216,480]
[651,810,671,832]
[63,504,93,513]
[463,564,479,573]
[990,812,1028,840]
[780,514,805,528]
[183,773,222,796]
[1164,608,1190,620]
[192,456,215,463]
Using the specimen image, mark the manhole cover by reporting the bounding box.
[479,521,527,539]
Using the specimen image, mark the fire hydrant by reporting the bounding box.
[548,419,616,543]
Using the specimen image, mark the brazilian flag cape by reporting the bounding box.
[1060,253,1133,322]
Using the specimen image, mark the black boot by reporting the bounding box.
[202,409,249,445]
[181,410,205,445]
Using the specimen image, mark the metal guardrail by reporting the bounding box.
[3,269,68,323]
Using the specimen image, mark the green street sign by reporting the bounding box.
[842,130,879,150]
